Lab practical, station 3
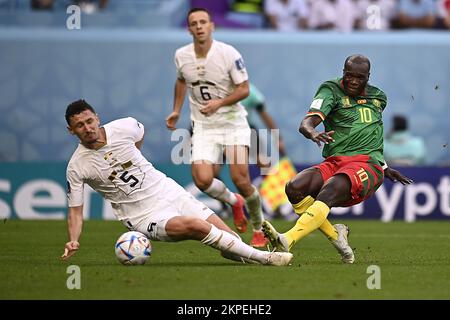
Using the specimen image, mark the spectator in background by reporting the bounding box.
[265,0,309,31]
[31,0,53,10]
[354,0,397,31]
[393,0,436,29]
[308,0,357,32]
[436,0,450,29]
[189,0,251,28]
[227,0,266,28]
[384,115,426,166]
[73,0,108,14]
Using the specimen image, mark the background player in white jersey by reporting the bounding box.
[165,7,268,247]
[61,100,292,266]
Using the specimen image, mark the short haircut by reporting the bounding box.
[187,7,212,24]
[344,54,371,72]
[65,99,95,125]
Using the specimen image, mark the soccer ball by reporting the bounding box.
[114,231,151,265]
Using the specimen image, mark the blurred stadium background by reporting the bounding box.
[0,0,449,222]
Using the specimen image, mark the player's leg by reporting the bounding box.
[322,159,383,263]
[285,167,322,211]
[206,212,239,236]
[198,160,247,233]
[206,214,257,263]
[282,156,382,261]
[227,145,268,247]
[262,168,319,251]
[262,166,348,252]
[165,216,292,266]
[175,189,249,262]
[285,165,339,240]
[205,213,262,262]
[253,127,271,168]
[283,174,352,249]
[192,161,241,215]
[191,127,241,211]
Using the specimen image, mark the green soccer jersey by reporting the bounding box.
[306,78,387,165]
[241,83,265,127]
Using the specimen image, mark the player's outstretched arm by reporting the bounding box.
[299,116,335,147]
[61,206,84,261]
[166,78,186,130]
[384,167,413,185]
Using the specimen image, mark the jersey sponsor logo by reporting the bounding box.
[310,99,324,110]
[235,57,245,71]
[342,96,351,108]
[357,99,367,104]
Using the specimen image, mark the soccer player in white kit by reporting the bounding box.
[61,100,293,266]
[165,7,268,247]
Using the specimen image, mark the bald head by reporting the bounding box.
[344,54,371,73]
[342,54,371,97]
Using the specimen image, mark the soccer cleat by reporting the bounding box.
[264,252,294,266]
[331,224,355,264]
[261,221,289,252]
[231,193,248,233]
[250,230,270,248]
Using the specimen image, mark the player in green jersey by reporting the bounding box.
[241,83,287,167]
[262,54,413,263]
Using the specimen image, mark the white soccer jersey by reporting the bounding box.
[175,40,249,125]
[66,117,167,221]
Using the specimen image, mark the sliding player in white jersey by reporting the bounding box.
[165,7,268,247]
[61,99,293,266]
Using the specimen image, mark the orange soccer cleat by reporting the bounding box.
[250,230,270,248]
[231,193,248,233]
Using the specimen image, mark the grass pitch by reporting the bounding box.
[1,219,450,300]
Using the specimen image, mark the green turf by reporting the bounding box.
[1,219,450,299]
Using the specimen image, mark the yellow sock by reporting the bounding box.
[292,196,314,215]
[319,219,338,241]
[293,196,338,241]
[284,200,330,249]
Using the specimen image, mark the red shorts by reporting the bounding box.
[314,155,384,207]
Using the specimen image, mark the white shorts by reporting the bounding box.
[126,178,214,242]
[191,121,251,163]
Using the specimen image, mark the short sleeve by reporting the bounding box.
[306,85,336,121]
[174,52,184,80]
[227,46,249,85]
[126,117,145,142]
[380,92,387,112]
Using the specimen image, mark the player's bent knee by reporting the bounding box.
[317,176,351,207]
[194,177,214,191]
[231,176,251,192]
[285,181,307,203]
[185,218,211,239]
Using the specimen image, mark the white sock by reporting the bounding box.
[204,178,237,205]
[245,187,264,230]
[201,224,267,264]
